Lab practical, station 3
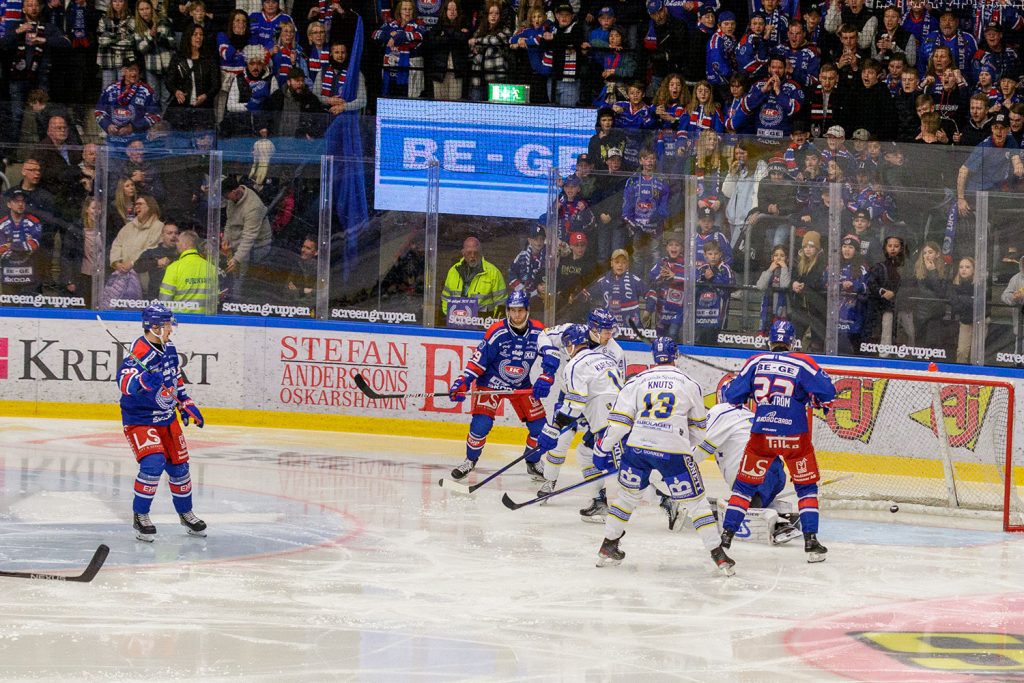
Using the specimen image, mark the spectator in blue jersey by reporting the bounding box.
[217,11,253,120]
[588,5,615,47]
[622,147,669,272]
[269,20,310,90]
[651,73,688,155]
[592,26,635,106]
[467,0,510,102]
[313,41,366,115]
[681,79,725,140]
[706,10,737,98]
[0,188,44,296]
[956,109,1024,218]
[643,231,685,337]
[164,24,220,133]
[423,0,469,100]
[776,21,820,88]
[918,9,977,82]
[719,318,836,563]
[447,290,548,481]
[758,0,789,45]
[733,54,804,144]
[582,247,643,327]
[223,44,276,137]
[95,57,162,146]
[508,220,545,299]
[613,81,655,167]
[836,233,868,354]
[975,23,1019,84]
[736,12,770,82]
[694,205,731,264]
[694,239,734,344]
[901,0,937,46]
[373,0,424,97]
[250,0,293,49]
[116,304,207,543]
[509,6,551,103]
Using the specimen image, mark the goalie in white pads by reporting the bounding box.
[536,309,625,521]
[695,401,802,545]
[593,337,735,575]
[534,323,624,520]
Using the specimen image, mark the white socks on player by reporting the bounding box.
[677,495,723,551]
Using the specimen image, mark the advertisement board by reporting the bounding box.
[374,99,593,218]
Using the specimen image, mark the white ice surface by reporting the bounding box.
[0,417,1022,682]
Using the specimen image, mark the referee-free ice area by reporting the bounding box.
[1,417,1022,682]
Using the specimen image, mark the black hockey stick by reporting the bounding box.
[626,320,733,373]
[438,450,534,494]
[501,468,617,510]
[353,372,531,401]
[0,544,110,583]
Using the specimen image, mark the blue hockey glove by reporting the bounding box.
[592,445,614,472]
[532,373,554,399]
[137,370,164,393]
[812,398,832,416]
[536,422,561,452]
[448,375,470,403]
[179,398,204,428]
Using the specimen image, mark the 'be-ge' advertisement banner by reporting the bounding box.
[374,99,593,218]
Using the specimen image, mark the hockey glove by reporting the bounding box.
[536,422,561,453]
[179,398,204,428]
[812,398,832,416]
[592,445,614,473]
[532,373,554,399]
[448,375,470,403]
[137,370,164,393]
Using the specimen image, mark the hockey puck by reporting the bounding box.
[438,478,445,487]
[890,504,899,513]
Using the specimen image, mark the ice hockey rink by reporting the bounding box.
[1,416,1022,681]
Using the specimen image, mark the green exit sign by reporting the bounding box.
[488,84,529,104]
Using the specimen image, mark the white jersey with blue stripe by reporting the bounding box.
[538,323,625,379]
[560,348,624,430]
[604,365,706,456]
[693,403,754,487]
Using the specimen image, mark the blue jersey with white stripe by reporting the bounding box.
[464,319,544,391]
[117,336,190,426]
[723,351,835,435]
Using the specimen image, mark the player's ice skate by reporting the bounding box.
[658,493,681,530]
[525,459,545,481]
[711,546,736,576]
[772,521,802,545]
[804,533,827,562]
[596,532,624,567]
[536,479,555,505]
[133,512,156,542]
[180,511,207,537]
[579,494,607,523]
[451,458,476,480]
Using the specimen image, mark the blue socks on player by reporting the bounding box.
[166,462,194,514]
[722,479,757,533]
[133,454,165,514]
[793,482,820,534]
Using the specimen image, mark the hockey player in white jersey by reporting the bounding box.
[593,337,736,575]
[534,323,624,520]
[695,401,802,545]
[536,308,625,521]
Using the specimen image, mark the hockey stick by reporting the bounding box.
[626,320,733,373]
[438,450,534,494]
[97,314,157,373]
[352,372,532,401]
[501,468,617,510]
[0,544,110,583]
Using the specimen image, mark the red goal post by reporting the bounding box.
[811,367,1022,532]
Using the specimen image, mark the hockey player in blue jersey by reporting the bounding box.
[116,304,207,542]
[719,319,836,562]
[448,291,548,481]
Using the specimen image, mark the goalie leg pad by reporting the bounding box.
[715,499,779,545]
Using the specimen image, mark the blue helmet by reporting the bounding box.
[142,303,175,331]
[588,308,616,332]
[769,319,795,346]
[561,323,589,349]
[507,290,530,310]
[652,336,678,364]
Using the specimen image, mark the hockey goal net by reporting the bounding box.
[811,368,1023,531]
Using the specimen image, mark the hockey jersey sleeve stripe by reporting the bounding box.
[695,439,717,457]
[687,417,707,429]
[608,412,634,427]
[564,391,587,404]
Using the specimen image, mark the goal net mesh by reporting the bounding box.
[811,369,1023,530]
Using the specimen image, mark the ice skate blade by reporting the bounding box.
[717,563,736,577]
[136,531,155,543]
[185,528,207,537]
[580,514,606,524]
[772,527,802,545]
[596,555,622,567]
[806,553,827,563]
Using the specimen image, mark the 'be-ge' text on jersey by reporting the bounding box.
[464,319,545,391]
[723,352,836,436]
[117,336,190,426]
